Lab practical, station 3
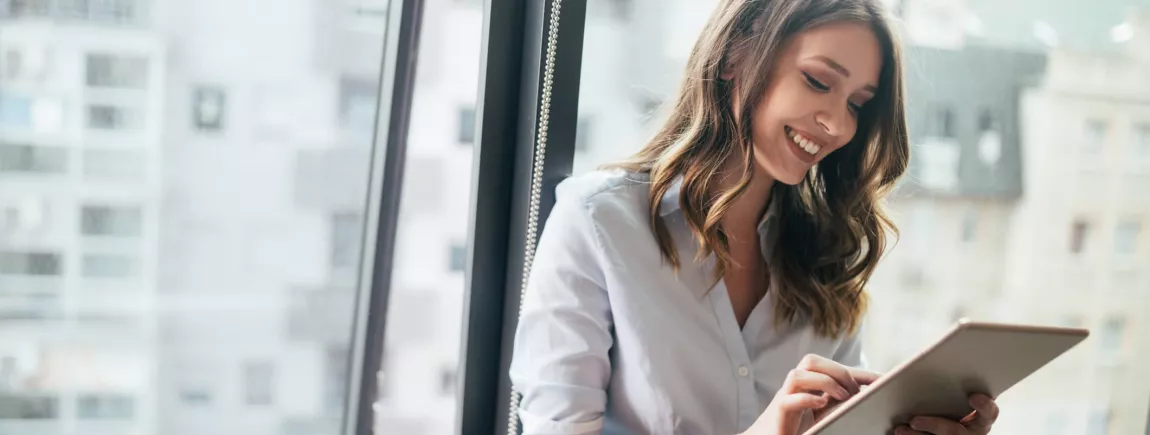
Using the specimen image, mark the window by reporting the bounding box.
[1135,123,1150,156]
[243,361,274,406]
[82,254,138,278]
[1100,317,1126,360]
[0,251,62,276]
[80,205,142,237]
[193,86,226,132]
[960,207,978,242]
[977,108,1002,165]
[339,76,378,136]
[448,243,467,272]
[1084,119,1107,152]
[77,394,135,419]
[1115,220,1141,255]
[179,389,212,406]
[330,213,362,270]
[87,105,135,129]
[86,54,147,88]
[7,0,435,433]
[0,394,58,419]
[1087,408,1110,435]
[0,95,32,127]
[1071,221,1089,254]
[457,106,476,144]
[0,144,67,173]
[2,49,21,80]
[82,148,145,180]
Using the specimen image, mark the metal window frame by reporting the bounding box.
[458,0,586,434]
[343,0,426,435]
[343,0,586,432]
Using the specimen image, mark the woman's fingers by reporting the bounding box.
[795,354,862,394]
[893,425,930,435]
[847,366,882,385]
[774,391,829,412]
[783,369,852,401]
[967,394,999,428]
[908,416,966,435]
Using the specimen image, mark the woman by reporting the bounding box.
[510,0,999,434]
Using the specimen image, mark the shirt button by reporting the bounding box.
[738,366,749,377]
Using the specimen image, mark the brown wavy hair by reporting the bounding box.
[611,0,909,338]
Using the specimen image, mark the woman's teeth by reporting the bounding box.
[788,128,821,155]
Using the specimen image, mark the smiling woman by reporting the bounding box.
[507,0,951,434]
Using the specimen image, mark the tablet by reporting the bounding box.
[802,319,1089,435]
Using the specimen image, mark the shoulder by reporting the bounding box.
[555,169,652,216]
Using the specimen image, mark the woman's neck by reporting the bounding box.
[716,159,775,244]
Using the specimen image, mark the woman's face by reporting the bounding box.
[749,22,882,185]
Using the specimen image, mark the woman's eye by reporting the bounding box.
[803,72,830,92]
[848,102,863,114]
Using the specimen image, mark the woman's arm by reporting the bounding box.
[509,184,614,435]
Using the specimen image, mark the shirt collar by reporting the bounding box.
[656,175,781,260]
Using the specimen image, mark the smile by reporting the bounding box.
[784,126,823,156]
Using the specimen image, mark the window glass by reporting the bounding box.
[0,0,399,434]
[375,1,485,432]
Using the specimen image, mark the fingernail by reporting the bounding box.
[909,418,923,430]
[837,387,850,400]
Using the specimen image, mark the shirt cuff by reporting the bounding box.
[519,409,604,435]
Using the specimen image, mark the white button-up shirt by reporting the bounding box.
[510,170,865,435]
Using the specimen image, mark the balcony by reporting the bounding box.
[0,0,145,25]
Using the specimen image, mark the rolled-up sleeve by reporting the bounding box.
[509,184,614,435]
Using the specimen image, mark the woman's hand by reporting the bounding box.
[894,394,1000,435]
[740,354,880,435]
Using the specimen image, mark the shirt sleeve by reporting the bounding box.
[509,184,614,435]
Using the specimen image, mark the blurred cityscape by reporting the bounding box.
[0,1,1147,435]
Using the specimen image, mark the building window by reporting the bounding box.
[243,361,275,406]
[457,106,476,144]
[339,76,378,136]
[330,212,362,270]
[2,49,21,80]
[1084,119,1107,153]
[0,251,62,276]
[82,254,138,278]
[448,243,467,272]
[82,149,144,180]
[0,394,58,419]
[931,105,955,138]
[87,105,135,130]
[80,205,142,237]
[439,366,456,396]
[1087,408,1110,435]
[1115,220,1141,255]
[1135,123,1150,156]
[960,207,978,243]
[575,116,593,151]
[1099,317,1125,360]
[0,95,32,127]
[179,389,212,406]
[1070,220,1089,254]
[0,144,67,173]
[76,394,134,419]
[193,86,226,132]
[85,54,147,88]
